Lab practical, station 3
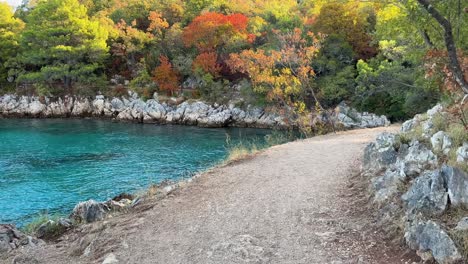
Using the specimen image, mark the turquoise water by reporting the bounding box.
[0,119,273,226]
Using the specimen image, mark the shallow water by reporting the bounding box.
[0,119,274,226]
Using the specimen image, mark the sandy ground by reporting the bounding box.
[4,126,420,264]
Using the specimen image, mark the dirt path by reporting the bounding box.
[5,126,419,264]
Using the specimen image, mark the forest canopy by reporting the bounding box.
[0,0,467,120]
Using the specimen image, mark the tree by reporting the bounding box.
[0,2,24,84]
[152,55,180,95]
[416,0,468,94]
[182,12,250,52]
[111,19,152,78]
[313,2,377,60]
[18,0,109,90]
[228,29,320,109]
[192,52,222,77]
[147,11,169,36]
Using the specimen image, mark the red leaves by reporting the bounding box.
[182,12,250,52]
[152,56,180,95]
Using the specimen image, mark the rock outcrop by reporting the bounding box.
[0,224,43,254]
[70,196,134,224]
[364,104,468,264]
[334,102,390,129]
[0,94,390,130]
[0,94,290,129]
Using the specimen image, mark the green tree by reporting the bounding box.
[312,35,356,106]
[0,2,24,85]
[18,0,109,91]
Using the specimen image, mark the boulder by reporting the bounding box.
[116,109,133,121]
[441,165,468,207]
[110,98,125,111]
[402,170,448,215]
[92,98,106,116]
[28,100,46,116]
[401,118,418,133]
[399,141,438,177]
[363,133,399,174]
[427,104,443,118]
[144,99,167,121]
[431,131,453,155]
[456,143,468,163]
[70,200,110,223]
[405,217,462,264]
[45,97,73,117]
[182,101,210,125]
[71,98,92,116]
[371,167,405,204]
[422,119,435,138]
[198,109,232,127]
[334,102,390,128]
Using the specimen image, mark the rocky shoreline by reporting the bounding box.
[0,93,390,130]
[0,93,290,129]
[363,104,468,264]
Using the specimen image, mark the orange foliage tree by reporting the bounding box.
[192,52,222,77]
[182,12,250,52]
[147,11,169,36]
[152,56,180,95]
[228,29,320,109]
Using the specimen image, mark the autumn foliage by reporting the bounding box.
[183,12,250,52]
[425,49,468,95]
[228,29,319,107]
[147,11,169,35]
[192,52,222,77]
[152,56,180,95]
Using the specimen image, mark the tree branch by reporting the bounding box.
[416,0,468,94]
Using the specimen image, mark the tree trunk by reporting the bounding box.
[64,76,72,90]
[416,0,468,94]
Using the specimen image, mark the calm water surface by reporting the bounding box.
[0,119,274,226]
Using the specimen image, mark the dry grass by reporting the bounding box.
[448,123,468,148]
[225,144,259,163]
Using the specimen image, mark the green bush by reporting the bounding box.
[353,58,440,121]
